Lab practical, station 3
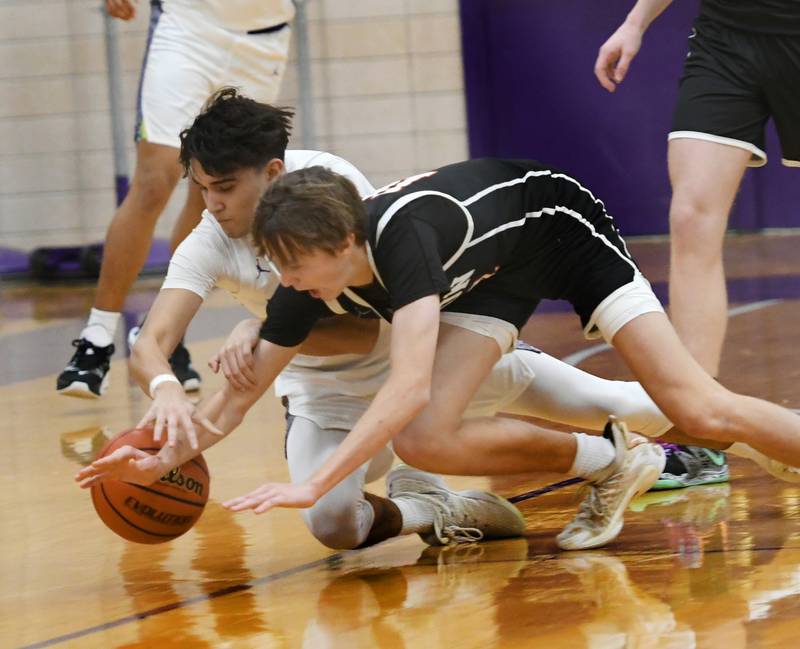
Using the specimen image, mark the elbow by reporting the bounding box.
[406,382,431,417]
[129,343,148,383]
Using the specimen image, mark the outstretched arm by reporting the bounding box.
[129,287,223,449]
[594,0,674,92]
[75,339,299,488]
[224,295,441,513]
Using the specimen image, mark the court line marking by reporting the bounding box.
[562,299,781,366]
[16,298,786,648]
[19,475,582,649]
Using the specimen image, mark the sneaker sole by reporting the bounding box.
[57,381,103,399]
[557,446,665,551]
[650,472,730,491]
[181,378,202,392]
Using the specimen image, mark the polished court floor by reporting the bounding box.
[3,234,800,648]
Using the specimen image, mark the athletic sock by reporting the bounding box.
[81,308,120,347]
[569,432,616,479]
[394,496,436,535]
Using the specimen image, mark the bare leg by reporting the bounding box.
[94,141,182,312]
[668,138,750,375]
[498,350,729,449]
[611,312,800,466]
[394,324,579,475]
[169,180,206,253]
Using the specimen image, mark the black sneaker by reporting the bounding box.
[650,444,729,490]
[169,340,201,392]
[56,338,115,398]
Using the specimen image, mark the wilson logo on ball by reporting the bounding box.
[160,467,204,497]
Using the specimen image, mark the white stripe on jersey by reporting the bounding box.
[373,190,474,271]
[466,205,638,273]
[372,168,634,274]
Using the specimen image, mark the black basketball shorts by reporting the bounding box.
[671,16,800,167]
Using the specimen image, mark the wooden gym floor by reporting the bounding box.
[3,233,800,648]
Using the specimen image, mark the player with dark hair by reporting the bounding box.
[82,93,681,551]
[57,0,293,398]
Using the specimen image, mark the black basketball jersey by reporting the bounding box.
[260,159,638,348]
[700,0,800,34]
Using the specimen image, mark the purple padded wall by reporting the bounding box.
[459,0,797,235]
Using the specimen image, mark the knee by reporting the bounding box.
[128,167,179,216]
[303,499,367,550]
[669,200,724,254]
[393,429,448,473]
[669,391,737,442]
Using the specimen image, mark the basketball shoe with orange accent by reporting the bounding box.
[556,417,666,551]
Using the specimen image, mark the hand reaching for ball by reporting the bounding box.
[75,445,164,489]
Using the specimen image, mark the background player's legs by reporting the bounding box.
[56,141,184,398]
[94,141,183,315]
[169,181,207,253]
[667,138,751,375]
[611,311,800,466]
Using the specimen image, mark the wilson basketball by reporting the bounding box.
[90,426,210,544]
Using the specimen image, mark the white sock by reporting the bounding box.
[394,496,436,535]
[569,432,616,479]
[81,308,120,347]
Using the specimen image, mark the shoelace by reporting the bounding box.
[391,486,484,545]
[68,339,113,370]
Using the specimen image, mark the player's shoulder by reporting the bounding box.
[285,149,350,173]
[285,149,375,196]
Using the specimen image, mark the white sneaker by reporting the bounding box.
[739,447,800,484]
[387,465,526,546]
[556,418,666,551]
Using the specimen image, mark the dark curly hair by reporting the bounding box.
[179,87,294,177]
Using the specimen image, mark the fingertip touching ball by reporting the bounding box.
[90,426,210,544]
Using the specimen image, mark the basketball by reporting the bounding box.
[90,426,210,544]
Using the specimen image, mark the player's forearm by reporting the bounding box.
[153,415,235,475]
[623,0,673,32]
[199,338,298,430]
[308,375,431,496]
[130,335,175,396]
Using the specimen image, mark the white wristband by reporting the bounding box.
[149,373,181,398]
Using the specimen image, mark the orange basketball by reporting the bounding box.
[90,426,210,544]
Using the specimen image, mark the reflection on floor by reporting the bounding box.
[4,233,800,648]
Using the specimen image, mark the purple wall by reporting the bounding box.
[459,0,798,236]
